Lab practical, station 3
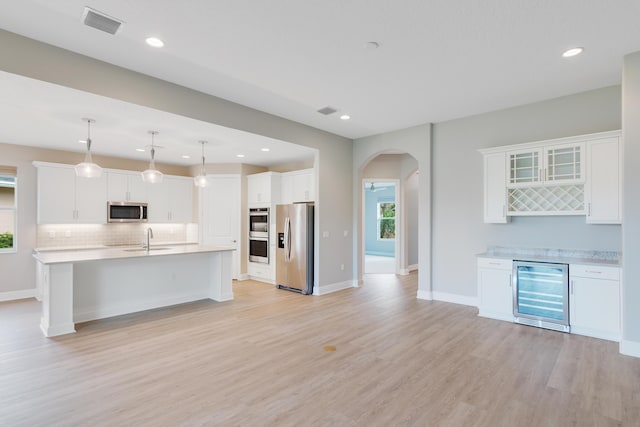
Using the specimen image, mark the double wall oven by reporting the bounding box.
[249,208,269,263]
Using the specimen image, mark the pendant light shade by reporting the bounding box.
[193,140,209,188]
[141,130,163,184]
[75,118,102,178]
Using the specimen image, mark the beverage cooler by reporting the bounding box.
[512,260,570,332]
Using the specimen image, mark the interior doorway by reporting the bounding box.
[363,180,397,274]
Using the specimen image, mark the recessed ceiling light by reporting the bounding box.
[135,148,145,152]
[340,114,351,120]
[562,47,583,58]
[181,155,191,159]
[236,154,245,158]
[261,148,270,152]
[146,37,164,48]
[78,140,87,144]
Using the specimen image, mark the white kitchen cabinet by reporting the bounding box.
[106,171,148,202]
[280,169,315,204]
[507,143,584,188]
[36,163,107,224]
[147,176,193,223]
[247,260,274,283]
[483,152,508,223]
[477,257,514,322]
[585,137,622,224]
[569,264,621,341]
[480,130,621,219]
[247,172,281,206]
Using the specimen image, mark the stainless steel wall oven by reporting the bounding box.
[249,208,269,263]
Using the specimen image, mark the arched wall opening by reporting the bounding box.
[352,123,432,299]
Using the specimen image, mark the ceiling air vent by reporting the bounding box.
[82,7,124,35]
[317,106,337,115]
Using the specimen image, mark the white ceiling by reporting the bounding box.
[1,1,640,161]
[0,71,315,166]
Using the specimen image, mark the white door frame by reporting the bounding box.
[361,178,402,274]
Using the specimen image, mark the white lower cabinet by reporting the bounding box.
[247,261,274,283]
[477,257,513,321]
[569,264,621,341]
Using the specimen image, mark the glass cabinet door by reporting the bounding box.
[545,144,584,183]
[508,149,542,186]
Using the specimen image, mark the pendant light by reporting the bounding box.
[193,140,209,188]
[141,130,163,184]
[75,118,102,178]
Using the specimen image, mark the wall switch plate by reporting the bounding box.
[343,230,348,237]
[341,264,345,271]
[322,231,329,238]
[48,231,55,238]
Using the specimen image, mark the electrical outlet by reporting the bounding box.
[65,230,71,237]
[48,231,56,238]
[322,231,329,238]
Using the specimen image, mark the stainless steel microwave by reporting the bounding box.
[107,202,148,223]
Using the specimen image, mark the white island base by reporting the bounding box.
[35,247,233,337]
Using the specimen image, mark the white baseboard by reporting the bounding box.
[408,264,418,272]
[247,276,275,285]
[0,288,37,302]
[570,326,620,342]
[40,322,75,337]
[74,292,210,323]
[433,291,478,307]
[236,274,249,281]
[313,280,358,296]
[620,339,640,358]
[478,310,514,322]
[416,290,432,300]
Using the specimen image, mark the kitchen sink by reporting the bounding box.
[123,247,171,252]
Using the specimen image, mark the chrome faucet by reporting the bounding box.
[144,227,154,251]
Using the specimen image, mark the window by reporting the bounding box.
[0,167,17,252]
[377,202,395,240]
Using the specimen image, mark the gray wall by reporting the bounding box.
[364,185,395,256]
[0,29,353,292]
[405,171,419,266]
[432,85,622,299]
[622,52,640,347]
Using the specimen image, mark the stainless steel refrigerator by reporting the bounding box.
[276,203,314,294]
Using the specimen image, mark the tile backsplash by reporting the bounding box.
[37,223,199,249]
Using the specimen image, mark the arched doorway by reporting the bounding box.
[359,153,419,278]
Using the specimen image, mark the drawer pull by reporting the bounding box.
[585,270,602,274]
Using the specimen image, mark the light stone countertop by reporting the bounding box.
[33,244,234,265]
[477,246,622,267]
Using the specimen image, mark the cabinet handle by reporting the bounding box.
[544,168,547,181]
[587,203,592,216]
[502,205,506,217]
[509,274,512,288]
[585,270,602,274]
[538,169,541,181]
[570,280,574,295]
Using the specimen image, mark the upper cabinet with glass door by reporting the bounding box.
[507,143,584,188]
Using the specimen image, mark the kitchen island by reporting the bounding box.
[33,245,234,337]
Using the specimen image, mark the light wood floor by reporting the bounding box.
[1,273,639,426]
